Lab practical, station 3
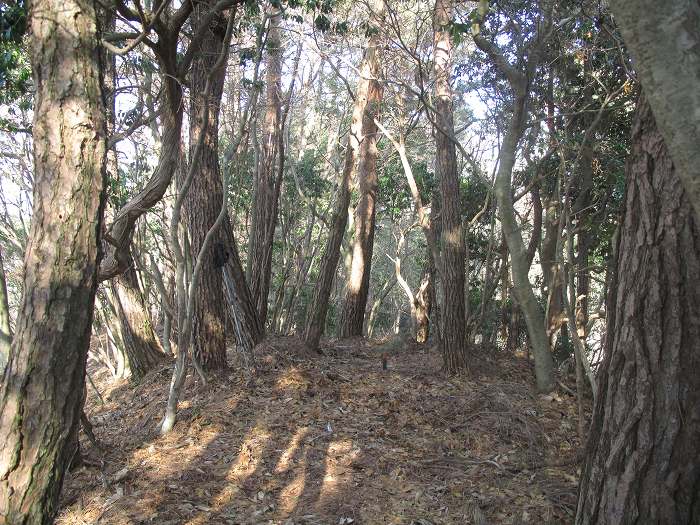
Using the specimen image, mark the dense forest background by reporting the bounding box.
[0,0,698,523]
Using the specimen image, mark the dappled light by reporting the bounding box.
[53,340,583,523]
[1,0,698,522]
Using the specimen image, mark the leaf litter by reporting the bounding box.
[57,336,584,524]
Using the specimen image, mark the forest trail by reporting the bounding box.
[58,339,582,525]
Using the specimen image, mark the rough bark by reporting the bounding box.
[184,4,229,370]
[337,0,385,338]
[576,96,700,524]
[303,11,382,350]
[434,0,467,372]
[110,261,168,380]
[609,0,700,221]
[248,11,283,326]
[0,0,106,520]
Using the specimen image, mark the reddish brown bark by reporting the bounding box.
[433,0,467,371]
[248,12,283,326]
[184,5,229,370]
[576,97,700,523]
[337,1,385,339]
[337,82,383,338]
[304,5,384,350]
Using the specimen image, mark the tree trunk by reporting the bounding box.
[0,0,106,520]
[184,4,228,370]
[110,261,168,380]
[303,8,383,351]
[0,246,12,375]
[222,219,264,346]
[495,100,554,390]
[415,267,432,344]
[433,0,468,372]
[248,11,284,326]
[337,0,384,338]
[608,0,700,221]
[574,135,594,350]
[542,199,567,352]
[576,96,700,524]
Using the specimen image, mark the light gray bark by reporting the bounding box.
[609,1,700,221]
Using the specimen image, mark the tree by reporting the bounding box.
[472,5,555,390]
[248,10,284,326]
[337,0,385,338]
[608,0,700,222]
[433,0,467,372]
[304,3,385,350]
[0,245,11,373]
[575,95,700,523]
[109,258,168,379]
[0,0,106,519]
[184,5,230,370]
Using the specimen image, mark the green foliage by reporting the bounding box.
[293,149,331,199]
[449,21,472,46]
[0,1,29,105]
[314,14,331,32]
[377,148,435,222]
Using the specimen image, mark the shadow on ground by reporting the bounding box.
[57,336,583,524]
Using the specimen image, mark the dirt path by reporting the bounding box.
[58,337,582,524]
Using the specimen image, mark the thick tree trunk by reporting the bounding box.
[433,0,467,372]
[576,97,700,524]
[110,262,168,380]
[0,0,106,520]
[222,219,264,347]
[0,246,11,374]
[184,5,229,370]
[337,0,384,339]
[608,0,700,221]
[248,11,283,326]
[303,8,383,350]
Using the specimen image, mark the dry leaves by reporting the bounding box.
[57,337,584,524]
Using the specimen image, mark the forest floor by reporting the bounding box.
[57,337,585,525]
